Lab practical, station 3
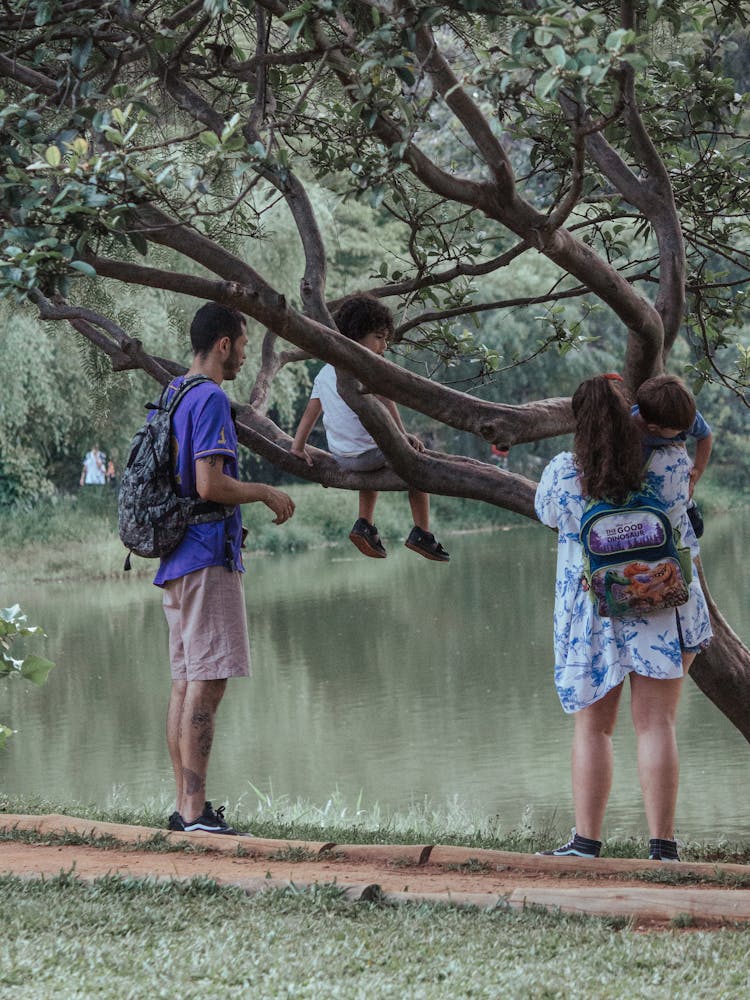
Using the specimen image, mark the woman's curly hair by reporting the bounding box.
[572,376,643,502]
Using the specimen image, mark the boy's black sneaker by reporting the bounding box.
[537,830,601,858]
[167,811,185,832]
[183,802,238,835]
[404,526,450,562]
[349,518,387,558]
[649,838,680,861]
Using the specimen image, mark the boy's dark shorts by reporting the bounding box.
[333,447,386,473]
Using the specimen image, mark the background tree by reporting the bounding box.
[1,1,748,738]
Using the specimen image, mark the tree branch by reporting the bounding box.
[78,252,572,447]
[414,24,515,194]
[336,369,537,517]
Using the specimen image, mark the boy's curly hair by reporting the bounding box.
[636,374,696,431]
[572,375,643,502]
[333,292,394,342]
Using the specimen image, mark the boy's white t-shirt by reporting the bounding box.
[311,364,377,457]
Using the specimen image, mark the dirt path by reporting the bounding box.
[3,814,750,929]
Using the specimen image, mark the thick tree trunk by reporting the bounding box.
[690,562,750,743]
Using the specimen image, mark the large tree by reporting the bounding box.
[1,1,749,737]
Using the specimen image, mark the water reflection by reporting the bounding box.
[2,516,748,839]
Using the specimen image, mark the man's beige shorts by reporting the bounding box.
[162,565,251,681]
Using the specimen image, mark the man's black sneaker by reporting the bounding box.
[167,811,185,832]
[404,526,450,562]
[649,838,680,861]
[537,830,601,858]
[349,517,387,558]
[183,802,238,835]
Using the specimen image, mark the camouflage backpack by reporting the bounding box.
[118,376,225,570]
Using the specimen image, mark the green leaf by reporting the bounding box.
[535,69,559,101]
[545,45,568,69]
[34,2,51,26]
[604,29,635,52]
[0,724,13,750]
[44,146,61,167]
[287,17,306,44]
[71,37,93,74]
[20,654,55,687]
[395,66,416,86]
[69,260,96,276]
[128,231,149,256]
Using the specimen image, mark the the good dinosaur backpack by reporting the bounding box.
[580,486,692,619]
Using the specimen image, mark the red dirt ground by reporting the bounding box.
[3,814,750,929]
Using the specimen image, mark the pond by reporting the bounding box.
[2,514,749,840]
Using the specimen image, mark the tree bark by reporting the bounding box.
[690,562,750,740]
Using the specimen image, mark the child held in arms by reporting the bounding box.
[633,374,712,537]
[291,293,449,562]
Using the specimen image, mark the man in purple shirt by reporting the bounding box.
[160,302,295,835]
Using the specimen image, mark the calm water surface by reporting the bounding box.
[2,516,749,839]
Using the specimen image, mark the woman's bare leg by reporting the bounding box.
[630,654,693,839]
[571,683,623,841]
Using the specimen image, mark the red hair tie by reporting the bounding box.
[602,372,623,382]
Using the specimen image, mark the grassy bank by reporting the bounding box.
[0,472,743,585]
[3,795,750,998]
[0,483,522,584]
[4,873,750,999]
[3,793,748,865]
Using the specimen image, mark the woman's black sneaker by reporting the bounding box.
[649,838,680,861]
[183,802,238,835]
[537,830,601,858]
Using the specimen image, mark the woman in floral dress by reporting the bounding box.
[534,374,712,861]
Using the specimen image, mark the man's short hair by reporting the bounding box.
[636,374,696,431]
[333,293,394,343]
[190,303,246,356]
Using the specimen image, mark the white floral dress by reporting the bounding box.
[535,448,713,713]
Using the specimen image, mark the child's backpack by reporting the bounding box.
[580,487,693,619]
[118,376,226,570]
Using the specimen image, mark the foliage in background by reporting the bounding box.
[0,2,748,505]
[1,0,750,741]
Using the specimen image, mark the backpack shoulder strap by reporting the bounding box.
[164,374,214,414]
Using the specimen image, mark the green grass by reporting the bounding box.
[2,798,750,997]
[2,873,750,999]
[3,793,750,867]
[1,471,745,584]
[0,483,521,584]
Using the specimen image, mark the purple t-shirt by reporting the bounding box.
[153,376,244,587]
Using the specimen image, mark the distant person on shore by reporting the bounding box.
[534,373,712,862]
[290,293,449,562]
[490,444,509,469]
[80,445,106,486]
[106,456,117,487]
